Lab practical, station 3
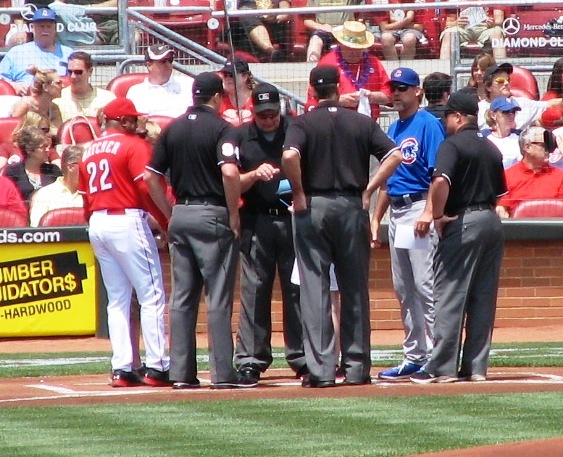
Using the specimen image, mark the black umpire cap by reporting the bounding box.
[252,83,281,113]
[192,72,224,97]
[310,65,340,86]
[445,91,479,117]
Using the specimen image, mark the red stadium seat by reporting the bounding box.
[0,208,28,227]
[106,73,147,98]
[512,200,563,218]
[510,66,539,101]
[147,115,175,129]
[38,207,87,227]
[0,117,21,144]
[57,116,101,146]
[0,79,17,96]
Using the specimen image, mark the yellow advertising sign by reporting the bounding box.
[0,235,96,337]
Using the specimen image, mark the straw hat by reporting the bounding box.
[332,21,375,49]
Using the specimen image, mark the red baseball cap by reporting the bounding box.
[104,97,144,120]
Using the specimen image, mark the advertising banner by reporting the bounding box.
[0,228,96,337]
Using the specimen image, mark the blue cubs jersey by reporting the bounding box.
[386,109,445,196]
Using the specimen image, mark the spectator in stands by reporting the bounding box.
[478,63,563,131]
[0,112,52,173]
[4,126,62,203]
[54,51,116,122]
[218,56,256,126]
[482,97,521,169]
[496,126,563,218]
[543,57,563,101]
[126,45,193,118]
[459,52,495,101]
[9,67,63,133]
[303,0,362,62]
[439,2,506,60]
[423,72,452,120]
[379,0,428,61]
[0,175,28,221]
[237,0,289,62]
[309,21,391,119]
[29,144,83,227]
[0,8,73,96]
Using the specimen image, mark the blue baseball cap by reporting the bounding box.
[490,97,522,112]
[32,8,57,22]
[388,67,420,87]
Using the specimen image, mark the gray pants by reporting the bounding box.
[388,200,435,365]
[427,209,504,377]
[167,204,239,384]
[293,195,372,383]
[235,212,306,373]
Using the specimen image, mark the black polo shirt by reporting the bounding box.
[283,101,397,193]
[147,105,238,200]
[237,115,291,211]
[433,124,507,215]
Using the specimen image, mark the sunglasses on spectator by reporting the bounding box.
[67,69,84,76]
[40,127,50,133]
[494,77,510,85]
[51,80,63,86]
[152,58,174,64]
[390,83,411,92]
[530,141,546,149]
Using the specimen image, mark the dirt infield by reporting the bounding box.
[1,328,562,456]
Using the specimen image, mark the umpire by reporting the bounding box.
[282,65,402,387]
[234,83,307,383]
[144,72,255,390]
[410,91,507,384]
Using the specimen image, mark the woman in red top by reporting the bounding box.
[307,21,391,119]
[218,57,256,126]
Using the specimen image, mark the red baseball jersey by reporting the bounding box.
[78,129,151,212]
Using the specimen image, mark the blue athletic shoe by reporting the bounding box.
[378,361,422,380]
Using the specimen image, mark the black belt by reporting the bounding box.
[309,190,362,198]
[176,196,226,207]
[390,192,428,209]
[459,203,494,214]
[259,207,290,217]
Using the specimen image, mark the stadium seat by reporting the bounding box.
[0,208,28,228]
[0,95,21,117]
[38,207,87,227]
[510,65,540,101]
[57,116,101,146]
[0,79,17,96]
[0,117,21,144]
[147,115,175,129]
[512,199,563,218]
[106,73,147,98]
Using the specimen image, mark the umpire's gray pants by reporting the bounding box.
[168,204,239,384]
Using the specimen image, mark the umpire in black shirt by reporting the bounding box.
[144,72,255,389]
[411,91,507,384]
[282,65,402,387]
[234,83,307,384]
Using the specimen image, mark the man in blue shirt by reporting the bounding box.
[0,8,74,96]
[371,67,445,381]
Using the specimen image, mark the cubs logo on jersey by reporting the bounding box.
[400,137,419,164]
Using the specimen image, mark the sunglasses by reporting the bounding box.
[499,110,518,116]
[390,83,411,93]
[153,58,174,64]
[51,80,63,86]
[67,69,84,76]
[530,141,546,149]
[40,127,50,133]
[255,111,280,120]
[494,77,510,85]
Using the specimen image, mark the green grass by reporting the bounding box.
[1,393,562,457]
[1,342,562,378]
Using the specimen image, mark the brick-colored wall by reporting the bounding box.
[159,238,563,333]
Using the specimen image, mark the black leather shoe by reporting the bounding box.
[172,379,201,389]
[239,364,261,384]
[301,374,336,388]
[342,376,372,386]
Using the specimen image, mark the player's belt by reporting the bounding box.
[390,192,428,209]
[177,196,226,207]
[257,207,290,217]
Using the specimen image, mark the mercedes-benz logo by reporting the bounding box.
[21,3,37,21]
[503,17,520,36]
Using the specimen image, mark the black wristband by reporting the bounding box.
[433,215,443,220]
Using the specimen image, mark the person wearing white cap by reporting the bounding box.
[307,21,391,120]
[126,44,194,118]
[0,8,74,96]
